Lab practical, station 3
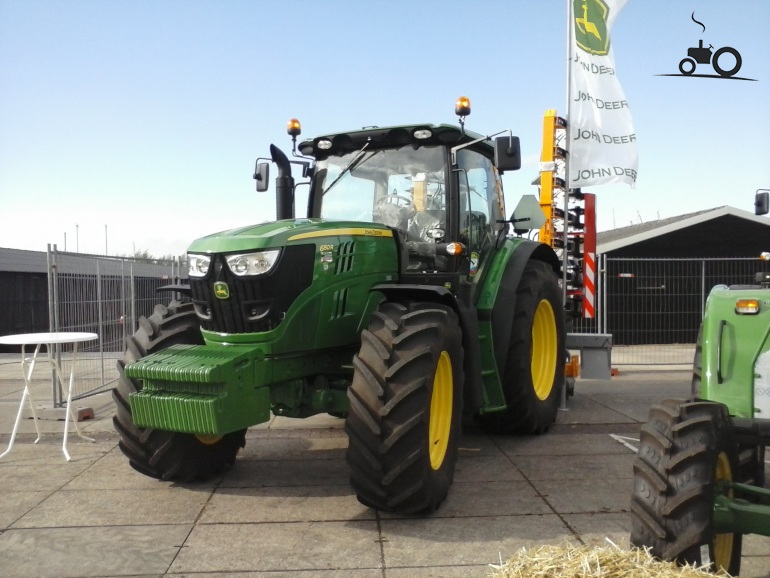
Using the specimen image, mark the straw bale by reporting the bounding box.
[488,542,733,578]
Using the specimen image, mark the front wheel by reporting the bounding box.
[345,301,464,514]
[630,399,742,576]
[475,260,565,434]
[112,301,246,481]
[679,57,696,75]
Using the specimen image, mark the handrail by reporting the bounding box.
[717,319,726,384]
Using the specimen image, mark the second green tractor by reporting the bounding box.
[631,249,770,575]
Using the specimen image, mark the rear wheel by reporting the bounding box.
[713,46,742,77]
[112,301,246,481]
[345,301,464,514]
[475,260,565,434]
[630,399,742,575]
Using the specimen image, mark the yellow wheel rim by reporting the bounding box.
[712,450,734,571]
[195,434,224,445]
[531,298,558,401]
[429,351,453,470]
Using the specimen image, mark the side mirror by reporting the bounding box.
[254,161,270,192]
[494,136,521,173]
[755,190,769,216]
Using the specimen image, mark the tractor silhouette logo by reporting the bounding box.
[659,13,755,81]
[680,39,741,77]
[573,0,610,56]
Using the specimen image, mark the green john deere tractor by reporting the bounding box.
[631,249,770,575]
[113,99,566,514]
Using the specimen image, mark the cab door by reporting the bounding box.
[454,149,505,280]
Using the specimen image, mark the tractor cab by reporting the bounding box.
[301,124,512,279]
[256,98,523,292]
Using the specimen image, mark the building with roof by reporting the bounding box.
[586,206,770,348]
[597,206,770,258]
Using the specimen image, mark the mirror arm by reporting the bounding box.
[450,129,509,166]
[288,159,313,179]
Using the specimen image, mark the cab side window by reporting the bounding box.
[456,150,504,274]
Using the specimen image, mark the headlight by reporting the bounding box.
[226,249,281,276]
[188,253,211,277]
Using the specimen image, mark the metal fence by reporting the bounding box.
[573,256,770,366]
[46,245,182,406]
[5,248,768,397]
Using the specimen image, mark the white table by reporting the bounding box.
[0,332,98,461]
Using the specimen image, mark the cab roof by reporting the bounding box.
[298,123,493,158]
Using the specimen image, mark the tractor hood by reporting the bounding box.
[187,219,393,254]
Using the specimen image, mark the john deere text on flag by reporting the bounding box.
[568,0,638,188]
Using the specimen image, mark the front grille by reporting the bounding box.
[189,245,315,334]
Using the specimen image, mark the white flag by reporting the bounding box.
[568,0,638,188]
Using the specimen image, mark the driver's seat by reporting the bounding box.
[408,209,446,241]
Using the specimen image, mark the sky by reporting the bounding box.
[1,0,769,258]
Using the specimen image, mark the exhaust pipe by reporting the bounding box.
[271,144,294,220]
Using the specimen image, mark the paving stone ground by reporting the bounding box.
[0,360,768,578]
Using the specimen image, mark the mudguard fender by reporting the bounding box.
[484,241,561,376]
[372,284,482,416]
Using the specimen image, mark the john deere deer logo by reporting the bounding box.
[574,0,610,56]
[214,282,230,299]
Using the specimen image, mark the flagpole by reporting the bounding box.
[562,0,573,306]
[565,0,573,187]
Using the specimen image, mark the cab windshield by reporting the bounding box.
[313,145,447,243]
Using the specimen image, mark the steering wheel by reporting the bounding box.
[376,194,416,216]
[373,194,416,227]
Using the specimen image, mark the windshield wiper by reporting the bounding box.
[322,142,377,196]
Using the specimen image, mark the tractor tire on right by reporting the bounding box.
[345,301,464,514]
[476,259,565,435]
[692,323,765,489]
[630,399,742,576]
